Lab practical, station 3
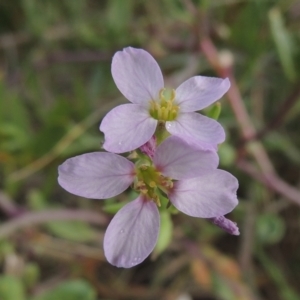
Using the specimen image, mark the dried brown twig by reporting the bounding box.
[0,192,21,217]
[0,209,108,239]
[199,37,300,206]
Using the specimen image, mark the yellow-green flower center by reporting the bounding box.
[149,88,179,121]
[134,164,173,206]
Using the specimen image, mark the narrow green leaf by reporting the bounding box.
[256,247,300,300]
[212,272,237,300]
[0,276,26,300]
[103,201,127,214]
[32,280,97,300]
[46,221,97,242]
[218,143,236,167]
[22,263,40,289]
[207,102,222,120]
[152,211,173,258]
[269,7,297,81]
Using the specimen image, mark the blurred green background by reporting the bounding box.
[1,0,300,299]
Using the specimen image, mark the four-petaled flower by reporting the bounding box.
[100,47,230,153]
[58,137,238,268]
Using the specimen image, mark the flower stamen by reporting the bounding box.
[134,164,173,207]
[149,88,179,121]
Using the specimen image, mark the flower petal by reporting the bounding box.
[175,76,230,112]
[153,136,219,180]
[58,152,135,199]
[100,104,157,153]
[166,112,225,148]
[182,138,218,152]
[209,216,240,235]
[169,170,238,218]
[112,47,164,106]
[140,136,156,159]
[104,196,160,268]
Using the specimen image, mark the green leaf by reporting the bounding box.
[32,280,97,300]
[0,275,26,300]
[256,214,285,244]
[61,134,100,157]
[269,7,297,81]
[102,191,139,214]
[22,263,40,289]
[212,272,237,300]
[103,201,127,214]
[0,123,29,152]
[152,211,173,258]
[0,241,14,259]
[31,124,65,157]
[207,102,222,120]
[0,82,31,133]
[27,189,48,210]
[46,221,97,242]
[264,132,300,164]
[107,0,133,31]
[218,143,236,167]
[256,247,299,300]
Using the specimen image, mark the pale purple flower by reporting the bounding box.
[58,137,238,268]
[100,47,230,153]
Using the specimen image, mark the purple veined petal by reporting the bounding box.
[153,136,219,180]
[100,104,158,153]
[58,152,135,199]
[166,112,225,148]
[169,170,238,218]
[111,47,164,107]
[181,137,218,152]
[175,76,230,112]
[104,196,160,268]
